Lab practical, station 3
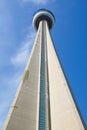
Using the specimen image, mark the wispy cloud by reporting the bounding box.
[0,1,15,129]
[11,26,36,67]
[22,0,54,5]
[22,0,47,5]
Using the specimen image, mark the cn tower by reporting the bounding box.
[3,9,86,130]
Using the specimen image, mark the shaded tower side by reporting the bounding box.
[45,20,86,130]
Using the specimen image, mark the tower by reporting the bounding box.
[3,9,86,130]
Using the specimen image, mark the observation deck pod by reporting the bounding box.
[33,9,55,31]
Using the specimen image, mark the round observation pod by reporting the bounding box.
[33,9,55,31]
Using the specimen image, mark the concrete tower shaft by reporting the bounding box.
[3,9,86,130]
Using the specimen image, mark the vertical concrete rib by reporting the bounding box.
[45,22,52,130]
[3,22,42,130]
[39,21,46,130]
[39,20,51,130]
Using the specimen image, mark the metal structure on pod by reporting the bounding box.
[3,9,86,130]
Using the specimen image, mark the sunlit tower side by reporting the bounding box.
[3,9,86,130]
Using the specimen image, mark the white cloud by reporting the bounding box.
[22,0,51,5]
[11,26,36,67]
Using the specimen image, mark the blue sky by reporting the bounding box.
[0,0,87,129]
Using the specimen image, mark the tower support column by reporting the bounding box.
[3,9,86,130]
